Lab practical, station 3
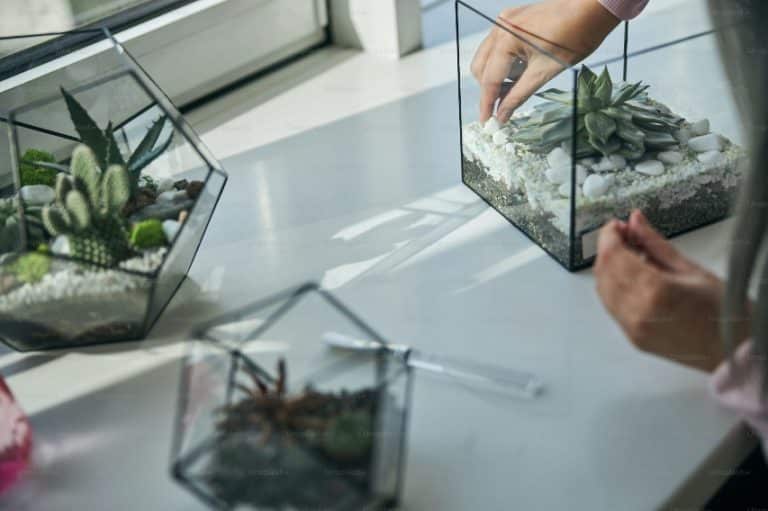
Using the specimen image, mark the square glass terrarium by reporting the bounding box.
[172,283,413,511]
[457,1,745,270]
[0,29,227,350]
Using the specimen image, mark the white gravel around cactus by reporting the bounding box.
[0,248,167,311]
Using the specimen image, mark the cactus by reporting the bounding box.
[41,145,133,267]
[61,87,173,195]
[0,198,46,255]
[510,65,684,159]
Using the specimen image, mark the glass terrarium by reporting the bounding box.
[0,29,227,350]
[457,1,745,271]
[172,283,413,511]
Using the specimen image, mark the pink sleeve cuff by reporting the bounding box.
[598,0,650,20]
[710,341,768,457]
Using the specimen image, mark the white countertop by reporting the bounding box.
[1,3,756,509]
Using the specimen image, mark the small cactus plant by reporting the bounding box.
[41,145,133,267]
[61,87,173,195]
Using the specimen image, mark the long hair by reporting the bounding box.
[713,0,768,385]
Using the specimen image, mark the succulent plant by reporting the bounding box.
[10,253,51,284]
[130,219,167,249]
[41,145,133,267]
[19,149,58,187]
[61,87,173,194]
[510,65,684,159]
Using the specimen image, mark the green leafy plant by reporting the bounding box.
[20,149,59,187]
[10,252,51,284]
[61,87,173,194]
[130,219,166,249]
[41,145,133,267]
[510,65,683,159]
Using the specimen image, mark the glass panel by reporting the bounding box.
[572,31,745,268]
[457,1,577,269]
[173,284,412,510]
[457,1,743,270]
[0,1,171,59]
[0,29,226,349]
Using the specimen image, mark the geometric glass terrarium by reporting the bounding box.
[171,283,412,510]
[0,29,227,350]
[457,1,745,270]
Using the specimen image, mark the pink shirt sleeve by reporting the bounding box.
[710,341,768,457]
[598,0,650,20]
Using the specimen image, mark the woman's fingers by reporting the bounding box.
[479,45,518,122]
[471,33,494,81]
[627,210,692,273]
[496,58,560,123]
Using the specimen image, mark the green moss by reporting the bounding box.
[20,149,58,187]
[11,253,51,284]
[130,219,167,249]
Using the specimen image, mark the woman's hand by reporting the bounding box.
[471,0,620,123]
[594,210,750,372]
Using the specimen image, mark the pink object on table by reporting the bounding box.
[0,376,32,495]
[598,0,650,20]
[711,341,768,457]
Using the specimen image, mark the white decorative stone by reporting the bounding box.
[674,127,692,146]
[608,155,627,170]
[690,119,710,137]
[545,164,570,185]
[157,177,175,193]
[657,151,683,165]
[558,183,571,197]
[157,191,177,203]
[51,236,70,256]
[688,133,723,153]
[634,160,665,176]
[504,143,515,153]
[582,174,610,199]
[20,185,55,206]
[483,117,501,134]
[157,190,188,203]
[576,164,588,184]
[697,150,725,165]
[162,220,180,241]
[547,147,571,168]
[492,129,509,146]
[578,157,597,168]
[593,156,622,172]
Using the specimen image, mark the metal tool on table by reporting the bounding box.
[323,332,544,399]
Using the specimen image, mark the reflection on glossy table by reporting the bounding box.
[1,3,755,510]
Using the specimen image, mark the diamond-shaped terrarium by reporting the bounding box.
[172,283,412,510]
[0,29,227,350]
[457,1,745,270]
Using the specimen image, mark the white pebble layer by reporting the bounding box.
[462,116,745,235]
[0,248,167,311]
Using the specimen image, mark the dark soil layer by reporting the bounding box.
[0,318,144,351]
[462,157,739,271]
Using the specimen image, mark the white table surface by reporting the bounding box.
[1,2,756,510]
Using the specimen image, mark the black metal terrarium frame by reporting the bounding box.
[0,28,227,350]
[171,283,414,511]
[456,1,736,271]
